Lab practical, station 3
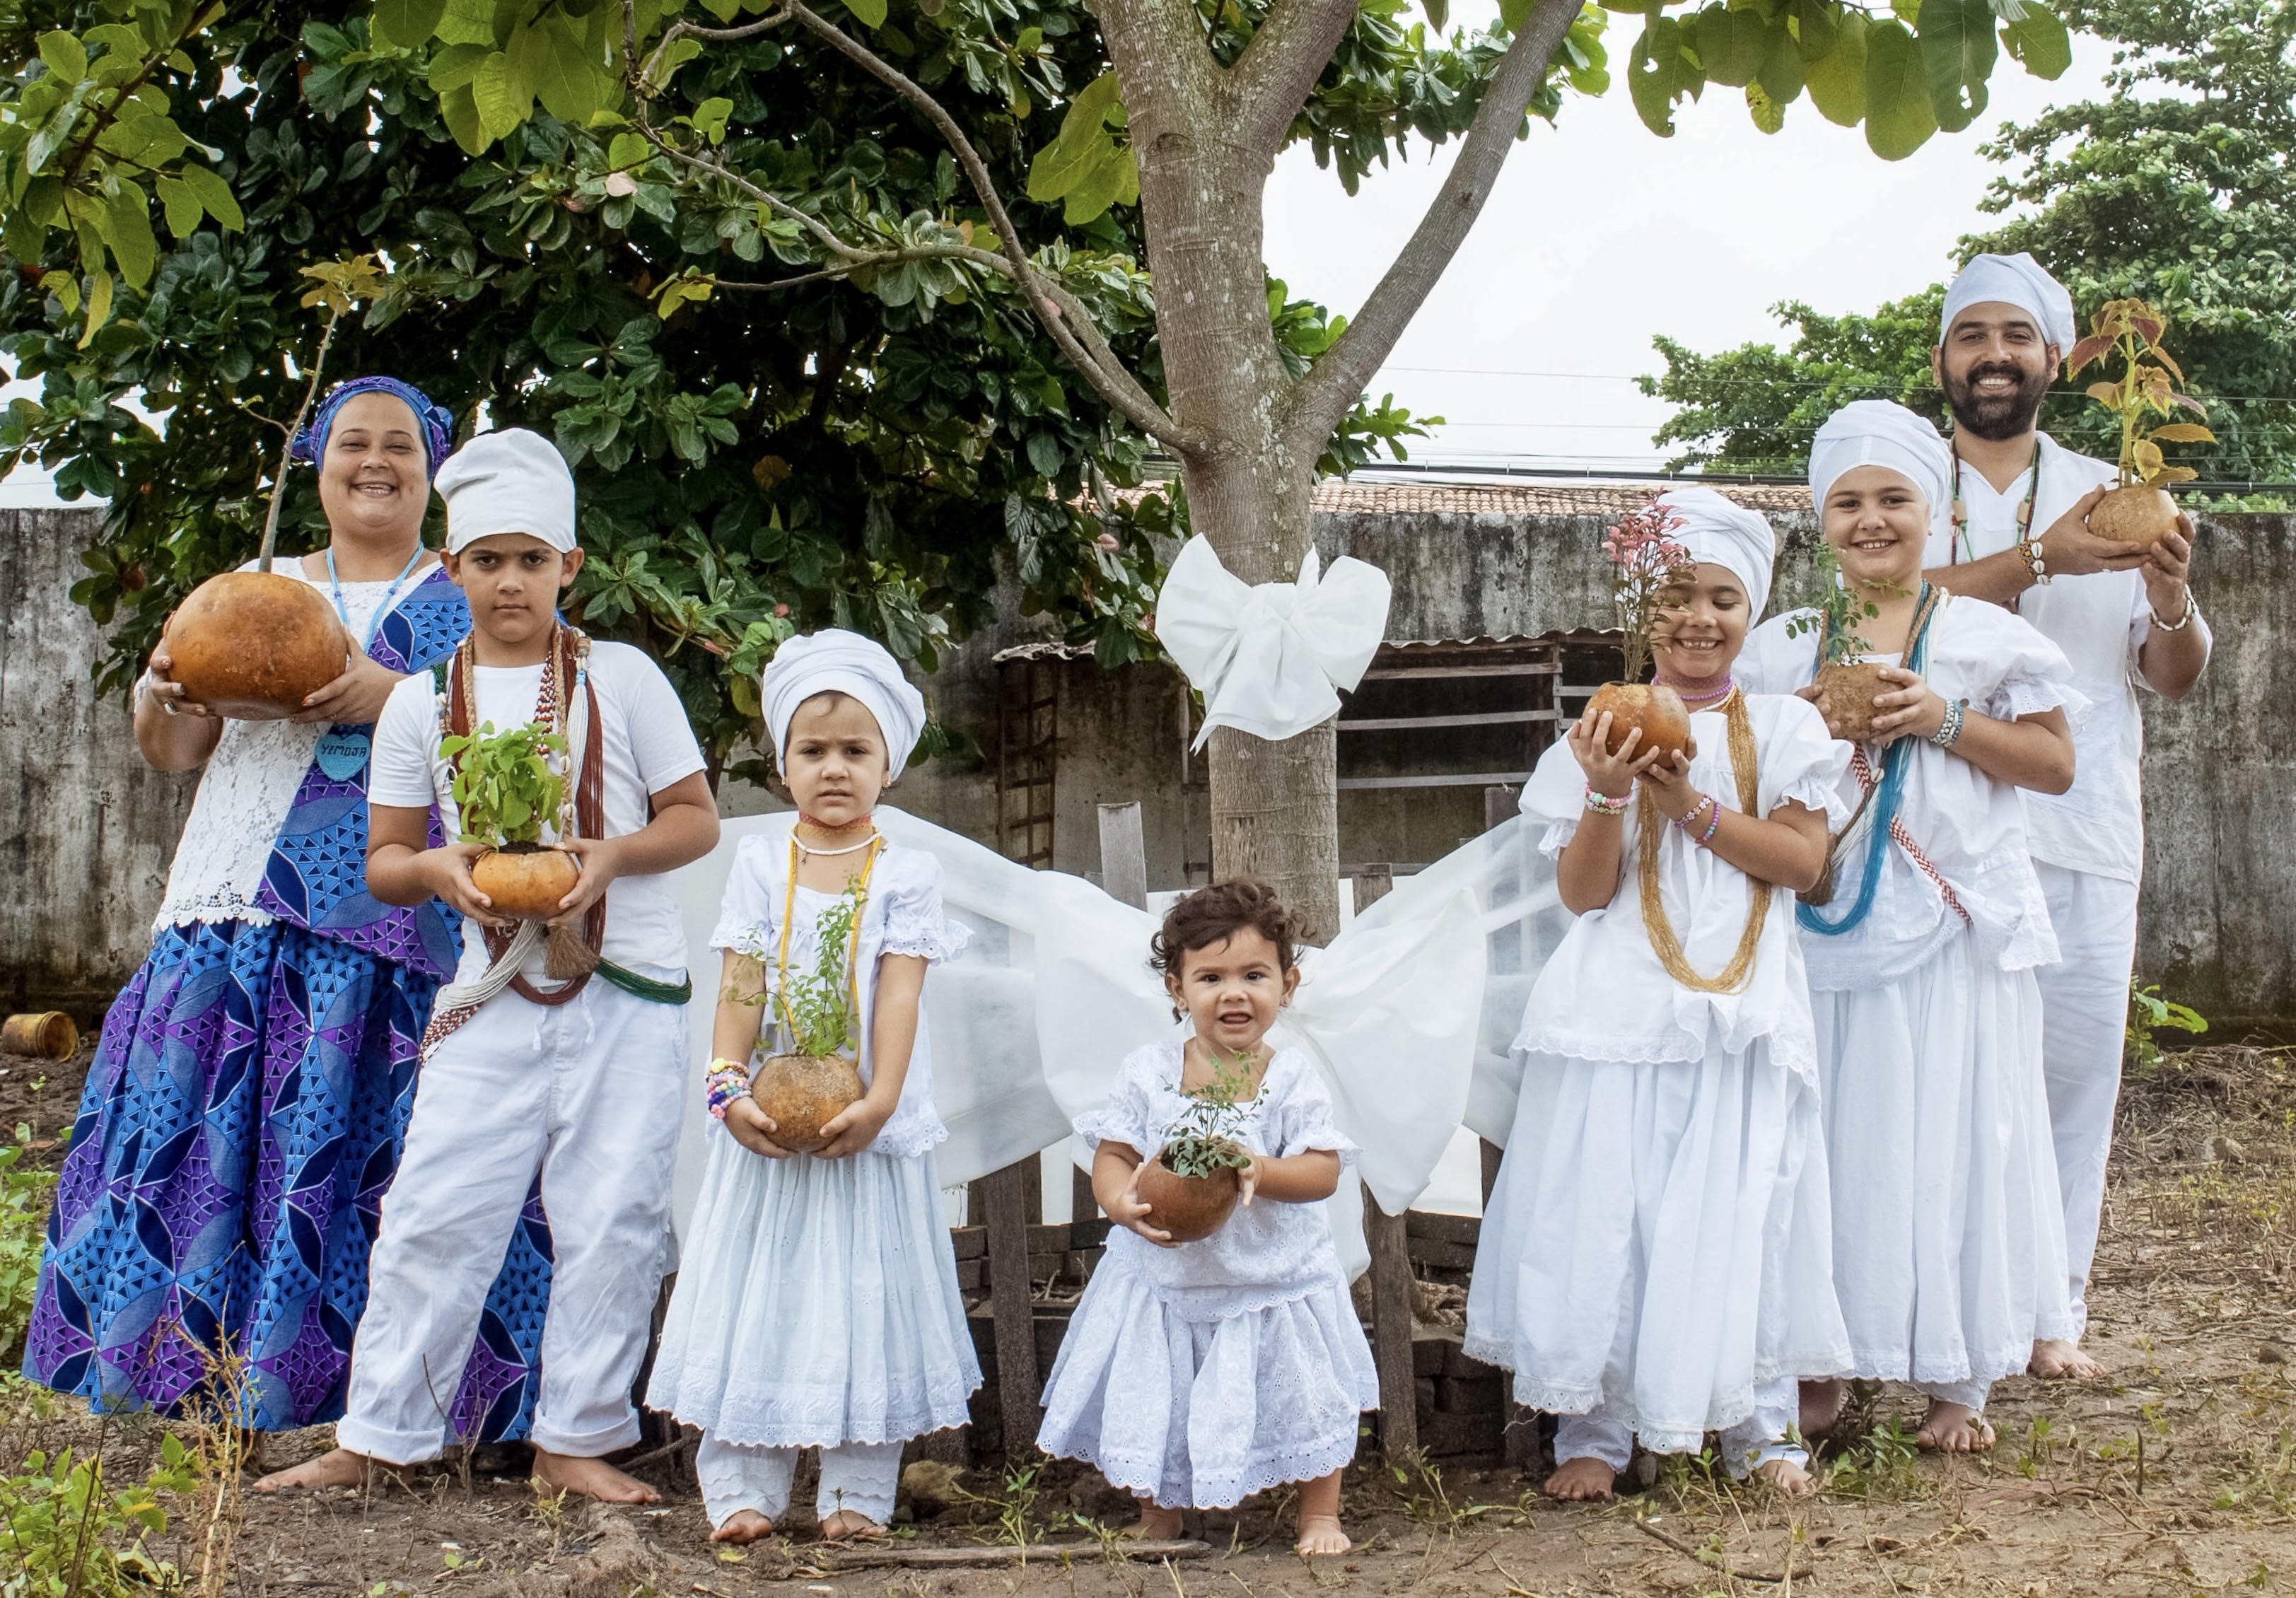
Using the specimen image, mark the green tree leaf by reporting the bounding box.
[1918,0,1993,132]
[1694,4,1768,88]
[1746,81,1784,134]
[373,0,449,49]
[1628,16,1691,136]
[2000,2,2071,79]
[103,187,157,288]
[152,173,202,238]
[36,31,88,85]
[1864,18,1936,158]
[846,0,890,28]
[470,50,532,144]
[1804,6,1867,124]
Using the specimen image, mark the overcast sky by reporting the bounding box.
[1264,18,2114,475]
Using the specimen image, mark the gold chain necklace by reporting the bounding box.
[1636,688,1767,995]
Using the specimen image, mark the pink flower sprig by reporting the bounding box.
[1602,494,1696,682]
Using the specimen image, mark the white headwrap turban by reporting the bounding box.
[438,428,577,554]
[1655,488,1778,619]
[762,628,929,774]
[1940,252,2077,351]
[1809,400,1954,530]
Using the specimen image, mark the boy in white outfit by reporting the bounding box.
[256,428,720,1502]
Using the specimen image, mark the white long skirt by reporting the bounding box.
[646,1139,981,1447]
[1812,930,2076,1397]
[1037,1256,1379,1510]
[1464,1033,1850,1454]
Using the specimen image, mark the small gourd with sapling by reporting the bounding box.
[2066,298,2215,548]
[740,886,868,1155]
[1134,1052,1266,1243]
[444,720,580,919]
[1585,494,1696,765]
[1789,541,1894,742]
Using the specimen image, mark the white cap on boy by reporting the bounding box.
[1655,487,1778,619]
[1809,400,1955,532]
[437,428,577,554]
[1940,252,2077,351]
[762,628,929,774]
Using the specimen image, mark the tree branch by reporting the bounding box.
[1281,0,1582,456]
[1226,0,1367,164]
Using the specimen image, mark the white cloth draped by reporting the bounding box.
[1153,537,1391,749]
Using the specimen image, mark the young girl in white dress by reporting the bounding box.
[646,630,981,1543]
[1740,401,2082,1453]
[1037,880,1380,1556]
[1465,489,1855,1500]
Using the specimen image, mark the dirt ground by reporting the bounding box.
[6,1037,2295,1597]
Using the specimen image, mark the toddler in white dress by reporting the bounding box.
[1037,880,1379,1556]
[646,631,981,1543]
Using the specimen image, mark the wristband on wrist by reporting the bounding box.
[705,1056,753,1121]
[1928,697,1968,750]
[2150,588,2198,631]
[1583,787,1630,816]
[2017,534,2050,586]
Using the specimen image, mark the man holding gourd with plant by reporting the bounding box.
[1921,253,2214,1382]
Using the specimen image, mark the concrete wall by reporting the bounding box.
[0,511,195,1017]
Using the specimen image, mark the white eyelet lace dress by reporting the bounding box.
[644,837,982,1447]
[1036,1042,1380,1510]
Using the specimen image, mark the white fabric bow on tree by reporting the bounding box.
[1153,536,1392,750]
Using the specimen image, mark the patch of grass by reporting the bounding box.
[0,1380,199,1597]
[1823,1419,1932,1503]
[0,1123,60,1366]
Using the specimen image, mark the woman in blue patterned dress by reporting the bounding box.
[25,380,552,1442]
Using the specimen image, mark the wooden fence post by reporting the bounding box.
[1097,801,1148,911]
[979,1158,1040,1457]
[1364,1184,1417,1459]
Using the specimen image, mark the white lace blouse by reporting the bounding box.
[1511,693,1850,1090]
[711,836,971,1160]
[1077,1042,1357,1322]
[1740,594,2087,988]
[153,570,402,932]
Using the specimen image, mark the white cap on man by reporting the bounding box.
[436,428,578,554]
[1939,252,2077,351]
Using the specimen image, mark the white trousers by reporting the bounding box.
[337,977,689,1464]
[696,1435,904,1529]
[2035,863,2140,1334]
[1553,1377,1805,1479]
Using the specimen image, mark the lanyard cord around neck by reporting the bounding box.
[1948,437,2042,565]
[775,832,883,1049]
[327,544,429,653]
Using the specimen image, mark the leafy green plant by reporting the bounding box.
[1785,541,1884,665]
[1158,1051,1264,1179]
[2127,980,2208,1073]
[0,1389,198,1598]
[441,723,568,848]
[0,1123,59,1366]
[2068,299,2218,489]
[778,885,867,1059]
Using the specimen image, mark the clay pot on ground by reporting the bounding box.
[163,571,346,719]
[1584,682,1692,766]
[470,844,581,920]
[1134,1144,1245,1243]
[1812,661,1894,742]
[752,1053,866,1153]
[2090,484,2180,548]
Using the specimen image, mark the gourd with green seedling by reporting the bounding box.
[1788,540,1896,742]
[1585,493,1697,764]
[2066,298,2215,549]
[739,882,869,1155]
[1134,1049,1268,1242]
[443,719,580,920]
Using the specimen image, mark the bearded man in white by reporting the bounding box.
[1922,252,2213,1380]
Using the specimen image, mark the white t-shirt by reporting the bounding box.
[371,639,707,983]
[1923,433,2213,883]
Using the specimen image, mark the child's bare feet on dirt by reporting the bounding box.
[1752,1458,1818,1497]
[1125,1503,1184,1540]
[1916,1401,1995,1453]
[252,1447,375,1494]
[711,1510,776,1545]
[1295,1512,1351,1556]
[2029,1337,2104,1380]
[1799,1377,1844,1443]
[1542,1457,1619,1501]
[531,1448,660,1503]
[818,1510,885,1541]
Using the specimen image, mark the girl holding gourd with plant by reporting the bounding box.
[645,630,980,1547]
[1740,400,2085,1454]
[1465,489,1854,1502]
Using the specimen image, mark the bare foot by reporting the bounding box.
[252,1447,374,1494]
[1799,1377,1845,1443]
[711,1509,776,1545]
[1916,1401,1995,1454]
[1295,1512,1350,1556]
[2029,1338,2104,1380]
[1752,1457,1818,1497]
[1542,1455,1618,1501]
[530,1447,660,1504]
[1124,1503,1184,1540]
[818,1508,885,1541]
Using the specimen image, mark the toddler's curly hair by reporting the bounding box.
[1150,879,1298,1016]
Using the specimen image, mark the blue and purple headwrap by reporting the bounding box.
[290,377,457,479]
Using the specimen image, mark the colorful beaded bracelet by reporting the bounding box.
[1583,787,1630,815]
[706,1058,752,1121]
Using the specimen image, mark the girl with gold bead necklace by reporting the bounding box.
[646,630,981,1545]
[1465,489,1855,1501]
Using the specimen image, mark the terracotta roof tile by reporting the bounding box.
[1308,480,1813,515]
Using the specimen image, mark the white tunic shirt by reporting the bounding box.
[1924,433,2212,884]
[1742,597,2083,988]
[1513,693,1848,1090]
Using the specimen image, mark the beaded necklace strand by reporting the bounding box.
[1948,437,2043,565]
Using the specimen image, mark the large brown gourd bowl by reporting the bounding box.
[753,1054,866,1153]
[1135,1146,1243,1243]
[470,846,581,920]
[1585,682,1691,766]
[2089,484,2180,548]
[1812,660,1895,742]
[164,571,346,719]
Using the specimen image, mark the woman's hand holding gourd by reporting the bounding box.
[724,1097,793,1160]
